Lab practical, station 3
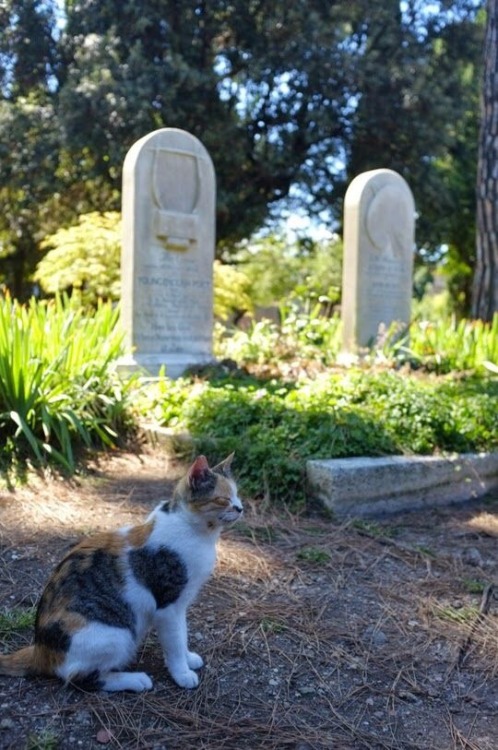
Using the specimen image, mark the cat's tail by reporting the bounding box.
[0,646,38,676]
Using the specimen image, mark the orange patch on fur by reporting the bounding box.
[74,531,127,557]
[33,644,66,675]
[0,646,37,677]
[0,644,66,677]
[126,521,154,548]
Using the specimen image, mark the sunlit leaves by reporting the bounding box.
[35,211,121,305]
[0,294,132,471]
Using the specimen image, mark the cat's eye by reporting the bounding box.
[213,496,231,506]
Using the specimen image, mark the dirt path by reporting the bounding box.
[1,447,497,749]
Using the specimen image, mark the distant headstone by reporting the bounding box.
[341,169,415,352]
[119,128,216,377]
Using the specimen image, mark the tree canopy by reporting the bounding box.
[0,0,486,308]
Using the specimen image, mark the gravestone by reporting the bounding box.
[341,169,415,352]
[119,128,216,377]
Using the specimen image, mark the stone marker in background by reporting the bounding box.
[341,169,415,352]
[119,128,216,377]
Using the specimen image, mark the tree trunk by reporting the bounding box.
[472,0,498,320]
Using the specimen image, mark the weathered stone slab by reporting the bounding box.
[307,453,498,517]
[119,128,216,377]
[341,169,415,351]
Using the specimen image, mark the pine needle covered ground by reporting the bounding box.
[1,448,497,750]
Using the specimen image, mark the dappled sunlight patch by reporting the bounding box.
[0,450,179,540]
[216,537,281,581]
[466,511,498,537]
[0,480,151,540]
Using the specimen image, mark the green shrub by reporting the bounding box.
[384,314,498,374]
[0,294,134,472]
[215,303,343,366]
[231,233,342,308]
[213,260,253,320]
[217,304,498,376]
[142,369,498,508]
[35,212,121,307]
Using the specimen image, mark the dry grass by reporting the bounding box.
[1,450,498,749]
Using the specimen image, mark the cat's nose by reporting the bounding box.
[233,506,243,514]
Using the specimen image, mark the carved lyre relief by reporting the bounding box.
[151,147,201,251]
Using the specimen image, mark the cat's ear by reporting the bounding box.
[187,455,215,492]
[212,452,235,477]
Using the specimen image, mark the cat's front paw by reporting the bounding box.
[187,651,204,670]
[170,667,200,689]
[101,671,153,692]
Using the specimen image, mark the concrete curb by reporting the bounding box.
[306,453,498,518]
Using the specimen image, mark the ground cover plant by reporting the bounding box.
[136,307,497,507]
[139,370,498,508]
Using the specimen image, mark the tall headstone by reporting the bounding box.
[119,128,216,377]
[341,169,415,352]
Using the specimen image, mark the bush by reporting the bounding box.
[215,303,343,367]
[213,260,253,320]
[217,307,498,377]
[404,315,498,374]
[0,294,134,472]
[35,212,121,307]
[140,370,498,508]
[231,233,342,308]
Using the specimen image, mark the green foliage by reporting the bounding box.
[217,304,498,376]
[351,519,393,538]
[231,233,342,308]
[213,260,253,320]
[0,0,486,306]
[140,367,498,508]
[0,294,134,472]
[260,617,286,635]
[26,731,60,750]
[35,218,252,317]
[215,304,343,367]
[0,94,61,298]
[0,607,36,635]
[462,579,486,594]
[341,371,498,454]
[388,314,498,374]
[35,212,121,305]
[145,310,498,507]
[435,604,480,624]
[296,547,331,565]
[346,2,484,274]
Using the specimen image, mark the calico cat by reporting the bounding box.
[0,454,242,692]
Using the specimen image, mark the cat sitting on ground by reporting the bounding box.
[0,454,242,692]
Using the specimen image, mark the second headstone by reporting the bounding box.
[341,168,415,352]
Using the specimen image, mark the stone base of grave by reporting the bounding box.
[306,453,498,518]
[116,353,215,379]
